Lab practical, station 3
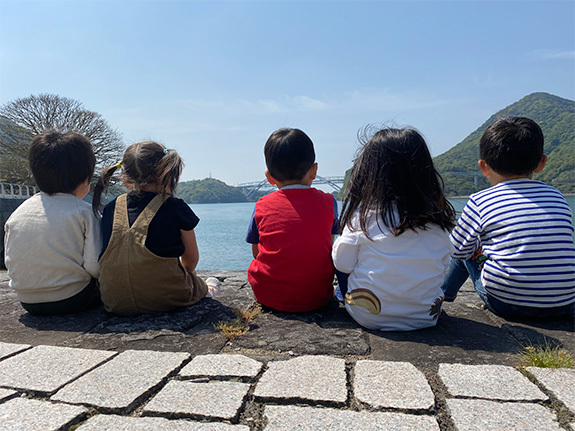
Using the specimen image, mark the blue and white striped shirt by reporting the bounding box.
[451,179,575,308]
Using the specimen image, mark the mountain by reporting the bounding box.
[434,92,575,196]
[177,178,249,204]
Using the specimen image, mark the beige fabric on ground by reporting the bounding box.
[99,194,207,315]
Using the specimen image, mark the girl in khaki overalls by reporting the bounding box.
[92,141,220,315]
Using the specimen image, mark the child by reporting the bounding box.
[442,117,575,319]
[332,127,456,331]
[4,131,102,315]
[93,141,219,316]
[245,128,338,312]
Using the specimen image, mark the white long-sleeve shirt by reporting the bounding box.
[332,209,452,331]
[4,193,101,303]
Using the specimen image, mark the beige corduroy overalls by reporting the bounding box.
[99,194,207,315]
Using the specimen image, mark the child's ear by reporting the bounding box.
[265,170,277,186]
[534,155,547,173]
[478,160,491,178]
[122,179,133,190]
[308,163,318,181]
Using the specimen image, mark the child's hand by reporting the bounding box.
[472,248,488,264]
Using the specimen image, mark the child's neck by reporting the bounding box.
[489,173,533,186]
[277,179,313,189]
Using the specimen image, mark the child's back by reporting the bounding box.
[93,142,209,316]
[334,209,451,330]
[248,186,336,311]
[446,117,575,318]
[4,131,101,315]
[333,127,456,331]
[246,129,337,312]
[452,179,574,309]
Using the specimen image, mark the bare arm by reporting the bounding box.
[180,229,200,272]
[251,243,259,259]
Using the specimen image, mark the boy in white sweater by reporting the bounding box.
[4,131,102,315]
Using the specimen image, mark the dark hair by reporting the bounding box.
[479,117,544,176]
[264,128,316,182]
[339,127,455,238]
[29,130,96,195]
[92,141,183,214]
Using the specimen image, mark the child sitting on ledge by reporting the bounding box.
[246,128,338,312]
[4,131,102,315]
[442,117,575,319]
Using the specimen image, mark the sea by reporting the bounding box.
[193,196,575,271]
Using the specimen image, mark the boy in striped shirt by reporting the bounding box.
[442,117,574,319]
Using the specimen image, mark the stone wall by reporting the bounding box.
[0,198,25,268]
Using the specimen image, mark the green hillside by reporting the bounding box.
[177,178,249,204]
[434,92,575,196]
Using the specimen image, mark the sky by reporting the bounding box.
[0,0,574,186]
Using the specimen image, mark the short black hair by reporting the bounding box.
[264,128,315,182]
[479,117,544,176]
[29,131,96,194]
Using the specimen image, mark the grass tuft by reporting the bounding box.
[518,344,575,369]
[214,304,265,340]
[214,319,249,340]
[235,303,265,324]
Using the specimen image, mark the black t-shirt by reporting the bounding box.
[100,191,199,258]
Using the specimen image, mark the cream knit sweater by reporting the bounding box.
[4,193,101,303]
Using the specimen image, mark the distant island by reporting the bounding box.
[177,178,265,204]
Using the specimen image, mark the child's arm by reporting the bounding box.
[450,199,482,260]
[245,207,260,259]
[332,228,360,274]
[180,229,200,272]
[83,211,101,278]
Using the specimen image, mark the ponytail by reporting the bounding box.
[92,164,120,215]
[155,149,183,196]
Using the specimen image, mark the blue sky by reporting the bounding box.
[1,0,573,185]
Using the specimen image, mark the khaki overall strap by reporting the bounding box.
[112,194,130,229]
[130,194,166,234]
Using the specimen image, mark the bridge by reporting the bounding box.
[237,176,345,199]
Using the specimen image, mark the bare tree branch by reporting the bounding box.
[0,94,125,184]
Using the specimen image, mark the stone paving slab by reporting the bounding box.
[354,360,435,410]
[0,345,115,394]
[446,398,562,431]
[438,363,548,401]
[52,350,189,410]
[0,388,16,402]
[0,397,87,431]
[76,414,250,430]
[263,405,440,431]
[0,342,29,361]
[144,380,250,420]
[254,355,347,403]
[180,354,263,379]
[527,367,575,413]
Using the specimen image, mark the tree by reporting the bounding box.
[0,94,125,184]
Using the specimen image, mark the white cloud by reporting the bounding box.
[528,49,575,60]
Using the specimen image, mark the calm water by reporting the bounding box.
[193,196,575,270]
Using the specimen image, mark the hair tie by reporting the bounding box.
[115,162,121,169]
[163,149,169,155]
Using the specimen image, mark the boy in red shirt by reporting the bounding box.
[246,128,338,312]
